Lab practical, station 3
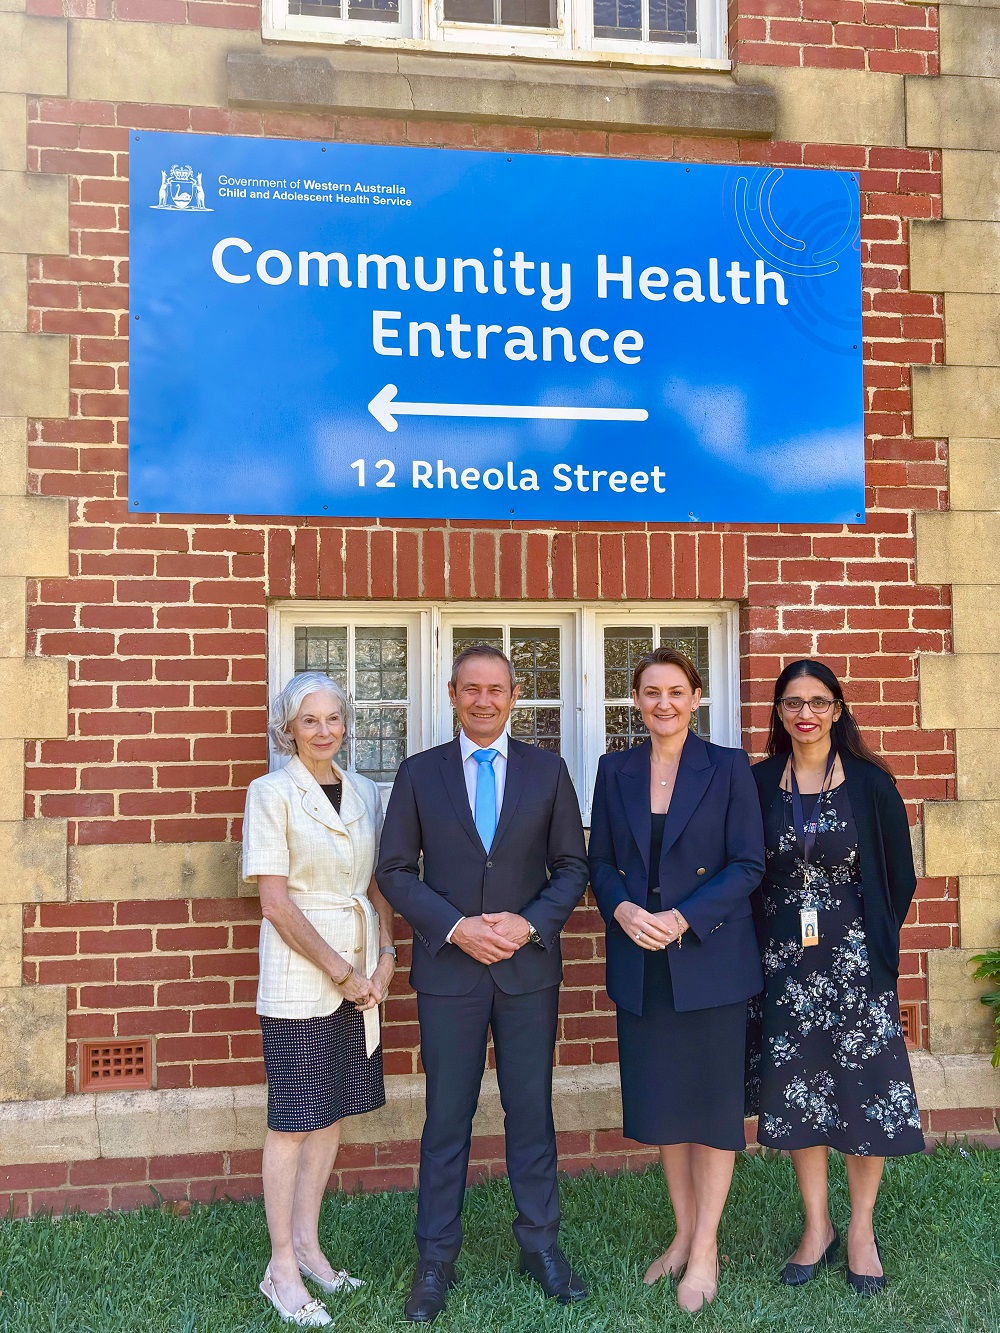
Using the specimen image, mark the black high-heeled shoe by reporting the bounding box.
[779,1228,840,1286]
[847,1233,886,1296]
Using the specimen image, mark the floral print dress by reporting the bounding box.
[756,782,924,1156]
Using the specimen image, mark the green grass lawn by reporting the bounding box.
[1,1147,997,1333]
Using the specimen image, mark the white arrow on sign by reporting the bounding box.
[368,383,649,433]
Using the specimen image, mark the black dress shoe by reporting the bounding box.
[519,1244,588,1304]
[780,1228,840,1286]
[847,1234,886,1296]
[404,1260,457,1323]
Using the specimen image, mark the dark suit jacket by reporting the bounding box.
[376,737,589,997]
[752,750,916,994]
[589,733,765,1016]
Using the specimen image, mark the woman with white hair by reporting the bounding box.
[243,671,395,1327]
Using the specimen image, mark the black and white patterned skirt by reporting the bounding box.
[259,1003,386,1133]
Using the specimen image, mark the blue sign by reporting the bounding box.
[129,132,864,523]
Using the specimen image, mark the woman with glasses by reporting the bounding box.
[751,660,923,1298]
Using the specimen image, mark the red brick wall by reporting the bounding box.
[730,0,939,77]
[16,1,954,1089]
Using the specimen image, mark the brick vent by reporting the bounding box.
[79,1038,152,1092]
[899,1000,921,1050]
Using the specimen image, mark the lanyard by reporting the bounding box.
[789,747,837,872]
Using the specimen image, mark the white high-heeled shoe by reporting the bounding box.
[299,1258,364,1293]
[259,1267,333,1327]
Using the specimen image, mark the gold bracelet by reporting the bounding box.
[332,961,354,987]
[671,909,686,948]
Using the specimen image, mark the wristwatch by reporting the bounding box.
[379,944,397,959]
[527,925,543,948]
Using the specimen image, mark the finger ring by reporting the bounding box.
[636,931,645,942]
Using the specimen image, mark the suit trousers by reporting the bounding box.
[415,971,561,1262]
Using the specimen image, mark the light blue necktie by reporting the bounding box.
[473,748,499,850]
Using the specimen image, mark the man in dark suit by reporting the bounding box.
[377,644,590,1323]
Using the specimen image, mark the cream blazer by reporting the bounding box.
[242,755,384,1053]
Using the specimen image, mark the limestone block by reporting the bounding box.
[69,19,260,109]
[956,730,1000,801]
[0,738,24,823]
[0,94,26,172]
[942,151,1000,224]
[912,365,1000,439]
[0,657,66,739]
[952,586,1000,654]
[0,253,26,333]
[916,511,1000,585]
[923,798,1000,877]
[229,48,776,138]
[69,840,242,902]
[940,4,1000,79]
[920,655,1000,729]
[0,0,26,13]
[948,440,1000,510]
[907,75,1000,152]
[911,220,1000,295]
[740,65,903,146]
[0,576,25,657]
[0,1092,99,1165]
[0,417,26,495]
[0,819,67,903]
[908,1052,1000,1114]
[958,876,1000,948]
[0,14,67,97]
[0,172,67,257]
[0,496,68,578]
[0,333,68,419]
[928,948,997,1055]
[0,901,21,988]
[0,984,66,1101]
[946,297,1000,367]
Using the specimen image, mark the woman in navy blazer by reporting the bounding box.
[589,647,764,1314]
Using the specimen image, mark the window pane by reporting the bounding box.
[510,627,560,701]
[294,626,348,685]
[593,0,642,40]
[648,0,697,41]
[512,705,561,753]
[355,627,407,702]
[443,0,556,21]
[605,704,647,751]
[659,625,711,695]
[603,627,653,699]
[499,0,556,24]
[452,627,504,655]
[442,0,494,18]
[347,0,399,18]
[355,705,407,783]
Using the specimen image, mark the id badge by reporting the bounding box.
[800,908,820,947]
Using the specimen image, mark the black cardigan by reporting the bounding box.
[751,750,917,995]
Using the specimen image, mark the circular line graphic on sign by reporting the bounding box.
[727,166,860,277]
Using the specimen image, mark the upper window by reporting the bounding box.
[266,0,725,61]
[272,601,737,819]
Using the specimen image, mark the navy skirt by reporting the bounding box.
[617,946,748,1151]
[260,1003,386,1133]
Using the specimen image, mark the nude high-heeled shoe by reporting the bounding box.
[643,1248,688,1285]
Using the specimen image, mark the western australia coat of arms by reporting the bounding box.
[151,165,213,212]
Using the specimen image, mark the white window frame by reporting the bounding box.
[263,0,730,68]
[270,600,739,821]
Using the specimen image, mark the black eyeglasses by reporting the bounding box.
[778,697,837,715]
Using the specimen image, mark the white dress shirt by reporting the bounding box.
[447,728,509,942]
